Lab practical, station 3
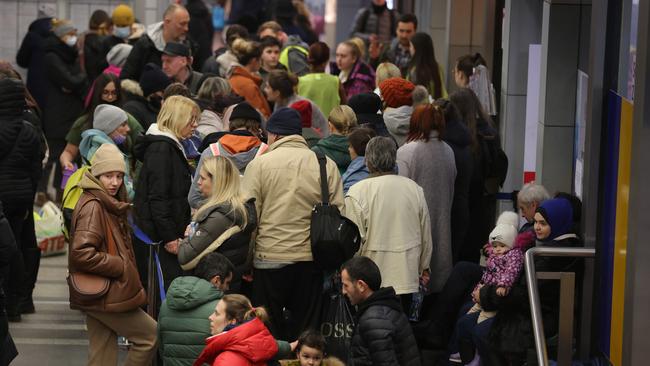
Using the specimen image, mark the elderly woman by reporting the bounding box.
[133,95,200,291]
[397,104,456,293]
[517,183,551,232]
[344,136,432,311]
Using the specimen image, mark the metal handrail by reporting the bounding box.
[525,246,596,366]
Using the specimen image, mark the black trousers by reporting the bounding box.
[2,203,40,312]
[252,261,323,341]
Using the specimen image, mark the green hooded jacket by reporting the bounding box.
[312,134,351,175]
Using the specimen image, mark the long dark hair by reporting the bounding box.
[449,88,493,152]
[409,32,443,99]
[83,73,122,129]
[456,53,487,80]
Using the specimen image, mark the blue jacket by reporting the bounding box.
[342,157,369,194]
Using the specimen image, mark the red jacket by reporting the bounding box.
[193,318,278,366]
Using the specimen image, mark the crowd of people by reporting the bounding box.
[0,0,586,365]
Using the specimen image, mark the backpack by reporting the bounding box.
[479,131,508,195]
[61,165,90,240]
[310,151,361,271]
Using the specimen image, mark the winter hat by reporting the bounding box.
[489,211,520,248]
[290,100,312,128]
[52,19,76,38]
[348,93,381,115]
[91,143,126,177]
[139,63,172,97]
[230,102,261,123]
[106,43,133,67]
[93,104,128,135]
[379,77,415,108]
[266,107,302,136]
[112,4,134,27]
[536,198,574,241]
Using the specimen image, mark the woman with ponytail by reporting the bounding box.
[311,105,358,174]
[194,294,277,366]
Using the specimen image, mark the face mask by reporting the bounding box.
[65,36,78,47]
[114,26,131,39]
[112,134,127,145]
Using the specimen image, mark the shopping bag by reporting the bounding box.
[34,201,66,256]
[320,281,354,362]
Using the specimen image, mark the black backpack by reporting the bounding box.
[310,152,361,271]
[479,131,508,195]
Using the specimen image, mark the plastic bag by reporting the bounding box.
[320,278,355,362]
[35,201,66,256]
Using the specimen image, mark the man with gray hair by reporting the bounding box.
[517,182,550,232]
[120,3,192,81]
[344,136,432,311]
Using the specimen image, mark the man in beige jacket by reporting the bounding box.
[344,136,432,311]
[242,107,343,340]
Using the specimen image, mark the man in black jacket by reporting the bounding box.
[120,4,191,81]
[341,256,421,366]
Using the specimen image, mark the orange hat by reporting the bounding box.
[379,77,415,108]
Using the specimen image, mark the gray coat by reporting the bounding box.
[396,131,456,292]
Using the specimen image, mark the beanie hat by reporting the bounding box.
[489,211,520,248]
[93,104,128,135]
[91,143,126,177]
[290,100,312,128]
[536,198,574,241]
[379,77,415,108]
[106,43,133,67]
[139,63,171,97]
[230,102,261,123]
[52,20,76,38]
[348,93,382,115]
[266,107,302,136]
[112,5,134,27]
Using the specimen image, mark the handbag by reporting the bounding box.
[310,151,361,270]
[67,207,117,302]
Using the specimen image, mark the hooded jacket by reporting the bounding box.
[342,156,369,194]
[383,105,413,147]
[158,276,224,366]
[133,124,192,288]
[0,79,43,205]
[349,287,421,366]
[16,17,52,108]
[178,200,257,280]
[120,22,197,82]
[123,94,160,131]
[42,34,87,141]
[68,172,146,312]
[194,317,278,366]
[228,66,271,118]
[312,134,351,175]
[188,132,267,209]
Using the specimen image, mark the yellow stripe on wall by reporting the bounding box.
[610,98,633,366]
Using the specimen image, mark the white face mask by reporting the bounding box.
[114,26,131,39]
[65,35,78,47]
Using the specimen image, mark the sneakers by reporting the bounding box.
[449,352,462,364]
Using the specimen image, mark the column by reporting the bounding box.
[535,0,583,193]
[499,0,543,194]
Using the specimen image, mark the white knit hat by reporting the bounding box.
[488,211,520,248]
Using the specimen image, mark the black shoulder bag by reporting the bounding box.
[310,151,361,271]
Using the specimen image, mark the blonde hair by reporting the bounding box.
[221,294,269,325]
[157,95,200,138]
[375,62,401,88]
[328,105,357,135]
[194,156,248,229]
[348,37,366,60]
[231,38,261,65]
